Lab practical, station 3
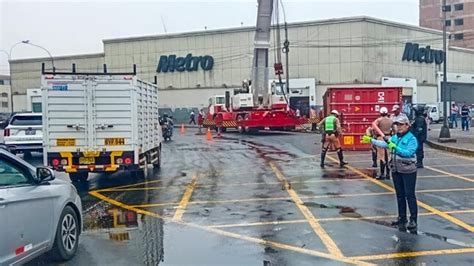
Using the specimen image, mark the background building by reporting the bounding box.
[420,0,474,49]
[9,16,474,119]
[0,75,11,113]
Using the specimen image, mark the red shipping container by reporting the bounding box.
[323,87,403,150]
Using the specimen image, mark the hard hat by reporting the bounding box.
[331,110,339,116]
[392,105,400,111]
[380,107,388,114]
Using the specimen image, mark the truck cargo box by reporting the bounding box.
[42,70,162,181]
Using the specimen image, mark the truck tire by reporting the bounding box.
[69,172,88,182]
[153,148,161,169]
[132,157,148,179]
[50,206,80,261]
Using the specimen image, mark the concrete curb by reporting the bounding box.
[426,140,474,157]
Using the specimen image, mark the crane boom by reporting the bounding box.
[252,0,274,108]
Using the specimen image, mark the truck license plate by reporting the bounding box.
[57,138,76,146]
[25,129,36,135]
[79,157,95,165]
[105,138,125,145]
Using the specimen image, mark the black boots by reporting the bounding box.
[407,219,418,231]
[371,150,377,168]
[391,217,407,231]
[320,149,347,168]
[377,161,391,180]
[416,158,424,168]
[391,217,417,231]
[320,149,327,168]
[337,149,348,168]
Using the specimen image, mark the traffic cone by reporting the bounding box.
[206,128,212,140]
[180,124,185,134]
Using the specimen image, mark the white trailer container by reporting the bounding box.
[41,69,162,182]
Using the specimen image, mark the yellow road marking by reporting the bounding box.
[425,166,474,183]
[185,222,375,266]
[89,190,161,218]
[327,156,474,233]
[88,190,372,265]
[209,219,308,228]
[172,174,199,222]
[101,178,368,192]
[97,179,163,192]
[97,173,474,193]
[268,161,344,257]
[350,247,474,261]
[207,209,474,228]
[90,187,472,264]
[95,173,474,193]
[129,187,474,208]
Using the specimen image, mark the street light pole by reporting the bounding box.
[6,41,31,112]
[439,0,451,139]
[22,41,56,72]
[6,40,55,113]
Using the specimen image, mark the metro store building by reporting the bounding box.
[10,16,474,113]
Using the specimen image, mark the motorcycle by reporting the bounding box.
[162,119,173,141]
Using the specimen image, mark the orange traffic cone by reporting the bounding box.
[180,124,185,134]
[206,128,212,140]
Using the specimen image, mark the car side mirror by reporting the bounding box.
[36,167,55,183]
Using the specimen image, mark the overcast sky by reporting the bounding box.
[0,0,418,75]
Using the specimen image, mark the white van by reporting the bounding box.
[425,104,442,123]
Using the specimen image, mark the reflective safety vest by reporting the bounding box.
[325,115,335,131]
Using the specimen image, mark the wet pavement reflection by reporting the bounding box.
[23,128,474,265]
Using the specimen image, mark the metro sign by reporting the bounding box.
[157,53,214,73]
[402,42,444,65]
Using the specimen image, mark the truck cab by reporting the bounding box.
[208,95,227,115]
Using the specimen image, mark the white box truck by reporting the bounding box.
[41,65,162,182]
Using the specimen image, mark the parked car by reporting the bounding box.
[3,113,43,156]
[0,147,82,264]
[0,113,11,129]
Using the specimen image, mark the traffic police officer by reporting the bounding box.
[363,115,419,231]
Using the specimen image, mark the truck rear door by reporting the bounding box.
[92,76,134,153]
[43,77,89,154]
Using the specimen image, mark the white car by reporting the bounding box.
[0,147,82,264]
[3,113,43,157]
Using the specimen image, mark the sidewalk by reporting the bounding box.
[427,123,474,156]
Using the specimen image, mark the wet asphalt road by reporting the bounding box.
[21,128,474,265]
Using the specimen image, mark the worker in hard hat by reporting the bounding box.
[317,110,348,168]
[372,107,393,179]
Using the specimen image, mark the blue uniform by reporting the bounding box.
[371,131,419,224]
[371,132,418,158]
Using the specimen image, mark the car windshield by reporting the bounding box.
[10,115,42,126]
[0,158,30,186]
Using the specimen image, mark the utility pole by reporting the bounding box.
[283,22,290,94]
[439,0,451,139]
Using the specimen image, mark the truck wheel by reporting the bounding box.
[69,172,88,182]
[132,157,148,179]
[153,148,161,169]
[50,206,79,261]
[131,169,146,179]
